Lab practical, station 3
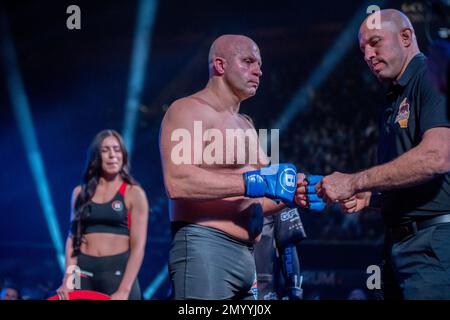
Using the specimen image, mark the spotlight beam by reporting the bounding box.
[1,11,65,272]
[123,0,159,159]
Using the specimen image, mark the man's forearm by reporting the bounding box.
[354,144,442,192]
[166,167,246,200]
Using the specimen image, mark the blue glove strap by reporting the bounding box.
[244,171,266,197]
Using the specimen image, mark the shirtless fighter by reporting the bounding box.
[159,35,319,300]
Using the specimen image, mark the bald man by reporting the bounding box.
[305,9,450,299]
[159,35,306,299]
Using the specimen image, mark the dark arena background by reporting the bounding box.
[0,0,448,300]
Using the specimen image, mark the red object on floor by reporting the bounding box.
[47,290,111,300]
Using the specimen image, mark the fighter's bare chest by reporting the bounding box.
[199,116,260,168]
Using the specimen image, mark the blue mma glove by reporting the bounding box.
[244,163,297,205]
[306,175,326,211]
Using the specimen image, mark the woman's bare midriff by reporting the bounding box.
[80,233,130,257]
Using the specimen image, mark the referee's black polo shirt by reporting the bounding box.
[377,53,450,226]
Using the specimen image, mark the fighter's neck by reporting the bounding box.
[205,80,241,114]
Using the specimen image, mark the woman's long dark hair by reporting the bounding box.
[71,130,137,257]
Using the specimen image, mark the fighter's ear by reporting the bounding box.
[213,57,226,75]
[400,28,413,47]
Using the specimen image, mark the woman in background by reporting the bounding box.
[57,129,149,300]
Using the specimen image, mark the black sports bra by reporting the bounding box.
[76,182,131,236]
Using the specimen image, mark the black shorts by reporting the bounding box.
[169,222,257,300]
[77,251,141,300]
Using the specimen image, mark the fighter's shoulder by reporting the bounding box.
[239,113,256,129]
[167,96,214,118]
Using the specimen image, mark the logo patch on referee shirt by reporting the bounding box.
[395,98,410,128]
[111,200,123,212]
